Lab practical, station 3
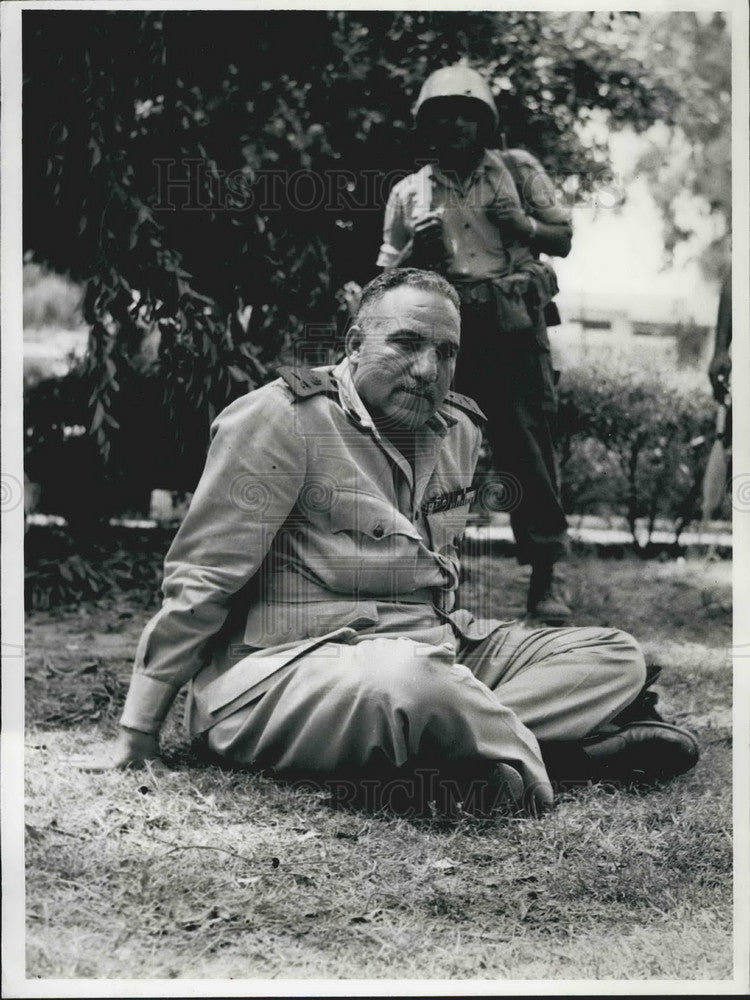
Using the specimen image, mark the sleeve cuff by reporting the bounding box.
[120,674,179,734]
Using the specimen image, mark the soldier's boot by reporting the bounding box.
[526,560,572,625]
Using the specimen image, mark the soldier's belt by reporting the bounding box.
[452,262,559,333]
[452,279,495,306]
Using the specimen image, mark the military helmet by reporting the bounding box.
[414,64,499,129]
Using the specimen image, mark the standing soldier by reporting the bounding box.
[378,64,573,624]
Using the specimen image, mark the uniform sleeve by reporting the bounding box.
[120,385,306,733]
[376,182,412,268]
[508,149,572,228]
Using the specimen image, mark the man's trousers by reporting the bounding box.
[202,623,646,801]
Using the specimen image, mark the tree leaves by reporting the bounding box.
[23,10,691,465]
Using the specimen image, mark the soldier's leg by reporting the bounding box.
[494,344,572,623]
[205,635,551,803]
[495,343,568,567]
[454,316,569,621]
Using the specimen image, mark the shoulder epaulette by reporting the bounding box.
[277,366,337,398]
[445,390,487,423]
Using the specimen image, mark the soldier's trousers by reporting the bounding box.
[453,300,568,566]
[204,623,646,800]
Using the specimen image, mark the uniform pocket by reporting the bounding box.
[330,490,421,541]
[492,275,535,332]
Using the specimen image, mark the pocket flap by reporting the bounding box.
[330,491,421,540]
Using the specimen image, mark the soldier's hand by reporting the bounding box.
[72,727,166,773]
[708,350,731,402]
[487,197,535,241]
[411,211,446,267]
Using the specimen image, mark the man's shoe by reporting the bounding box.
[527,562,572,625]
[609,663,664,725]
[581,720,699,783]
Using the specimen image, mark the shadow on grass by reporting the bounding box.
[159,734,687,830]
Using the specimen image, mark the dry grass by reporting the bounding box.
[20,552,735,985]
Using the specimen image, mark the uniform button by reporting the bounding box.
[373,523,384,538]
[310,375,322,385]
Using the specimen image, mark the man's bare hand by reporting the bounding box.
[73,727,166,773]
[487,197,534,241]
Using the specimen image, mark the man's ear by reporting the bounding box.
[345,325,363,359]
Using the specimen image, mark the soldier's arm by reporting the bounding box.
[377,183,413,269]
[527,217,572,258]
[507,149,572,258]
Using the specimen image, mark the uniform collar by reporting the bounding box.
[331,356,455,438]
[331,356,380,436]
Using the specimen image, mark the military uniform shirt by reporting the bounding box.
[377,148,571,282]
[120,357,487,734]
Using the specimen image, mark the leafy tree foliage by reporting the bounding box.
[632,12,731,280]
[24,10,679,480]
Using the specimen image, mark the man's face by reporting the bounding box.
[424,97,485,156]
[347,285,461,434]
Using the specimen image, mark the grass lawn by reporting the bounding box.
[19,551,734,985]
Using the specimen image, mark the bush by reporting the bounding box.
[24,524,167,610]
[24,359,249,534]
[23,262,83,330]
[557,364,719,549]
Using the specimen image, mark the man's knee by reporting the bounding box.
[352,638,460,714]
[548,624,647,702]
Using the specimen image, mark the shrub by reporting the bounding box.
[24,524,167,610]
[24,358,249,536]
[23,262,83,330]
[557,364,718,549]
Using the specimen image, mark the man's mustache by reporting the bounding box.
[401,383,437,402]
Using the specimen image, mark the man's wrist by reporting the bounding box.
[120,673,177,734]
[525,215,538,242]
[120,723,159,738]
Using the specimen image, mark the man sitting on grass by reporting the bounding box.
[87,268,698,815]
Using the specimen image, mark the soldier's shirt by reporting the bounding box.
[377,148,571,282]
[120,357,488,734]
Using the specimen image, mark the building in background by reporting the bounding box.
[551,289,712,372]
